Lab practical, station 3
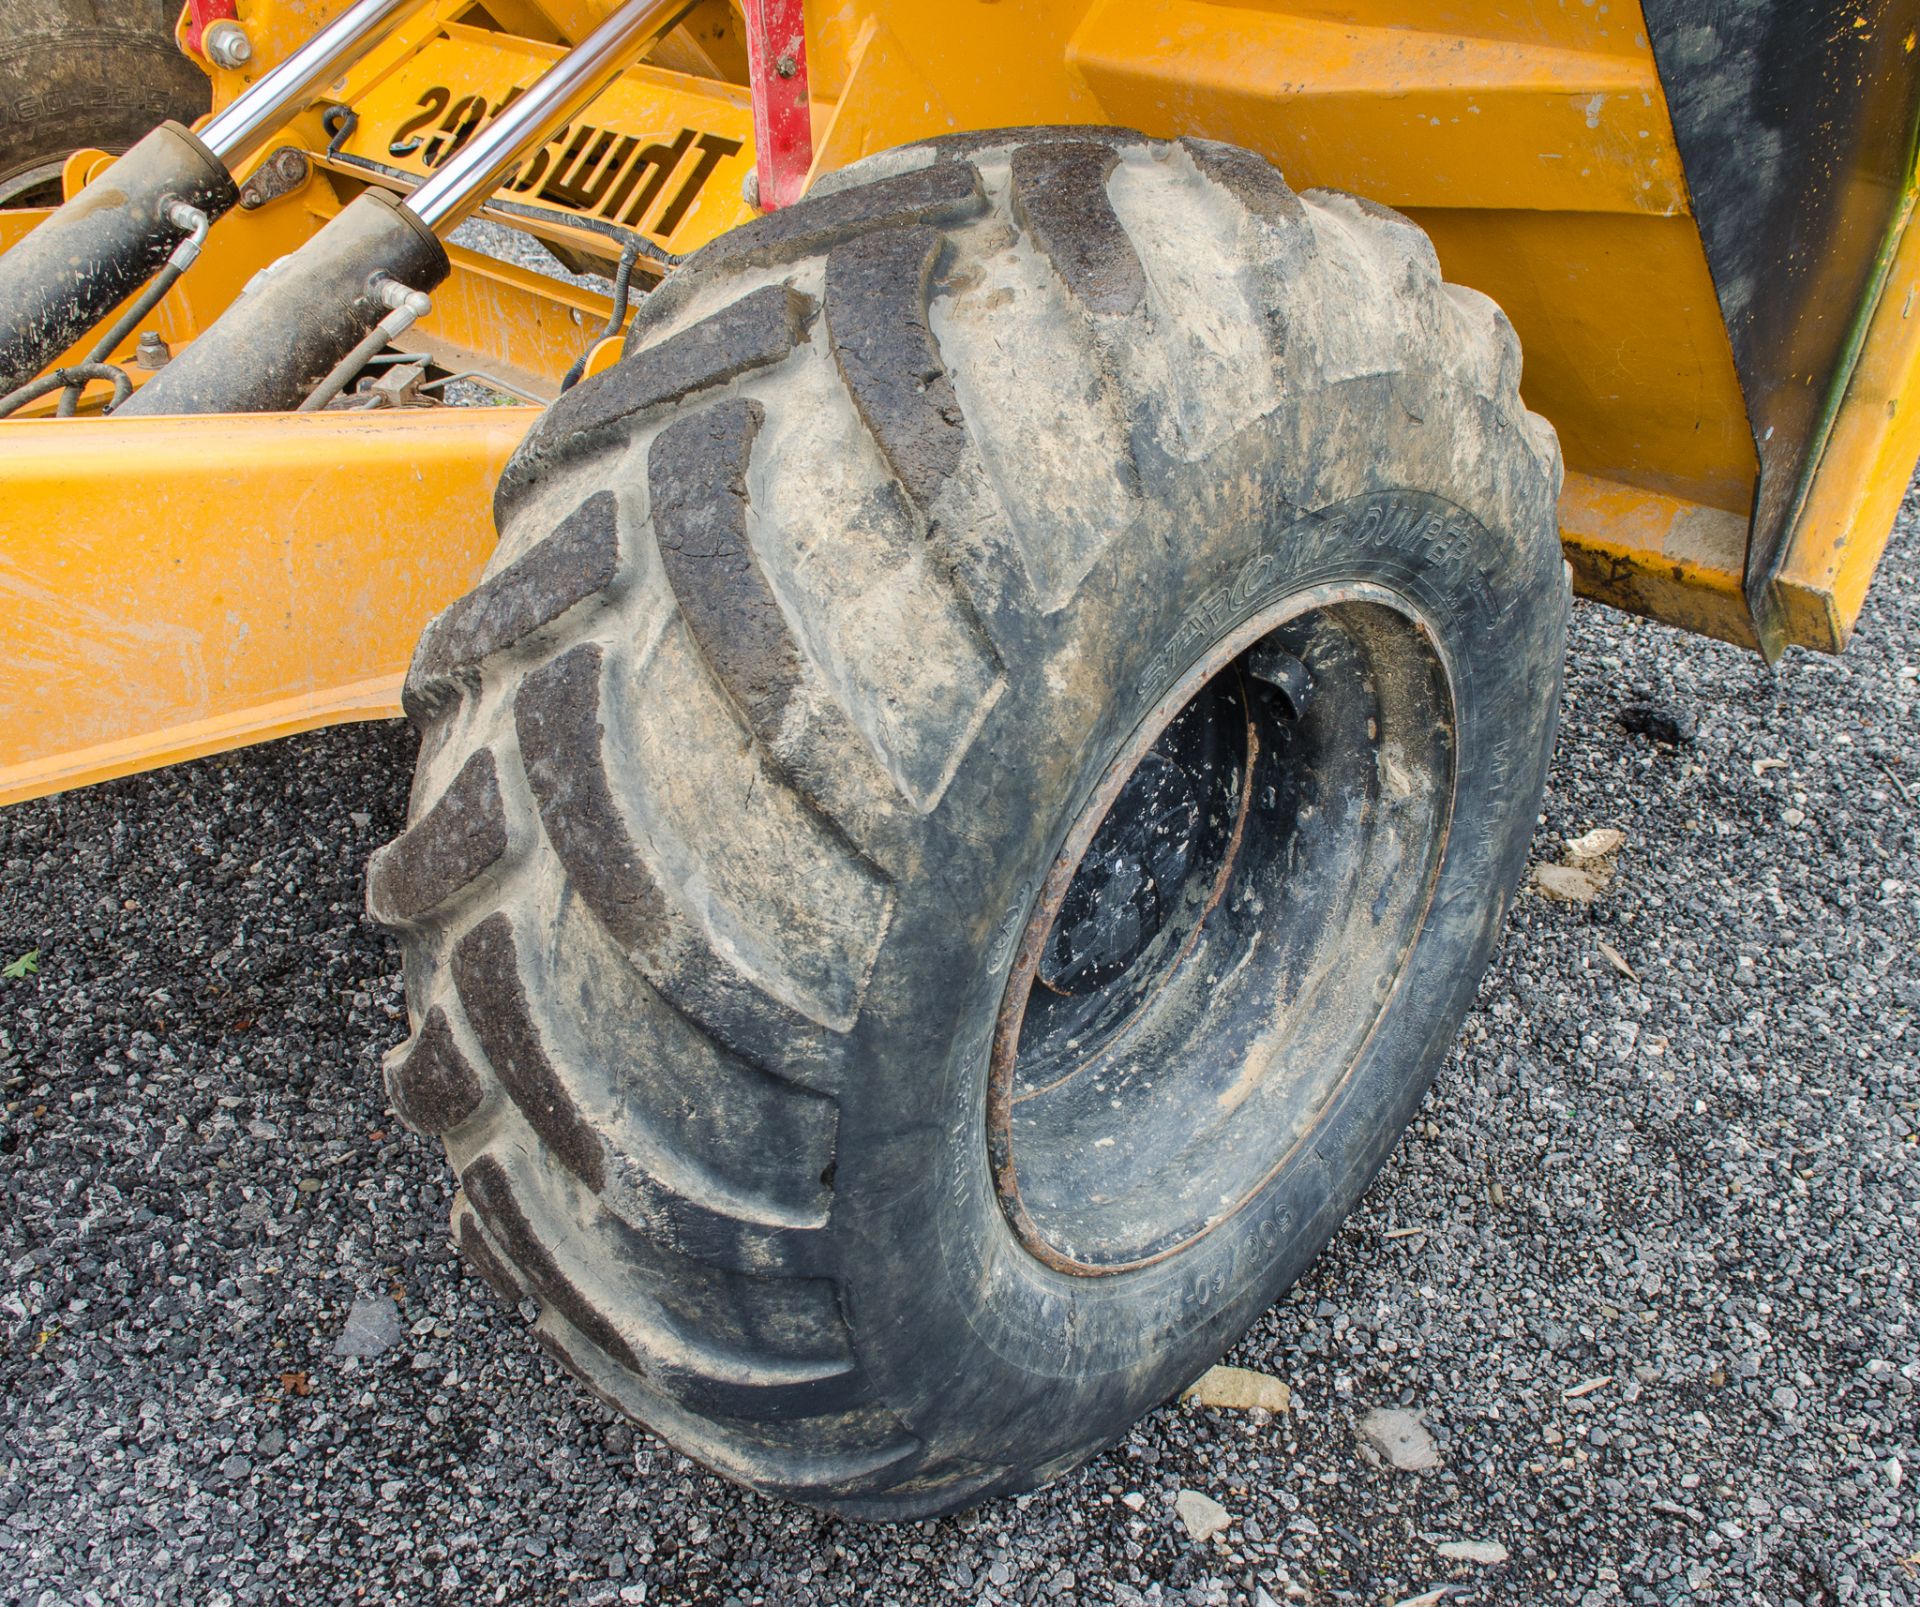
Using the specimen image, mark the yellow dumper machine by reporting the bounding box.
[1,0,1913,1517]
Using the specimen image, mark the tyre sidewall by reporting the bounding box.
[833,370,1567,1480]
[0,23,208,187]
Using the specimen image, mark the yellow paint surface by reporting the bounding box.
[6,0,1920,802]
[0,409,531,805]
[1771,202,1920,653]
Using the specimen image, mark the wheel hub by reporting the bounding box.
[1038,706,1219,995]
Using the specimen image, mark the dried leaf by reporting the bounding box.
[1597,941,1638,981]
[1174,1489,1233,1541]
[1436,1540,1510,1565]
[1534,863,1604,903]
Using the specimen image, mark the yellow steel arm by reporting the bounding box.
[0,410,530,806]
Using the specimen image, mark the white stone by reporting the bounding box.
[1174,1488,1233,1541]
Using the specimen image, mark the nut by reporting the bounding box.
[203,20,252,68]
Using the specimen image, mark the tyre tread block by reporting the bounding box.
[466,897,838,1269]
[825,225,965,511]
[513,642,830,1080]
[1009,142,1147,317]
[614,1155,835,1277]
[452,913,608,1192]
[385,1005,487,1136]
[911,125,1143,162]
[499,286,815,519]
[650,398,800,739]
[539,894,839,1223]
[624,164,989,354]
[462,1155,646,1373]
[535,1307,922,1493]
[1300,188,1442,283]
[462,1154,872,1422]
[366,747,508,922]
[514,644,670,950]
[1179,136,1309,229]
[407,490,621,713]
[453,1191,528,1305]
[686,162,986,290]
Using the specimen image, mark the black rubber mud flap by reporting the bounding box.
[372,129,1570,1520]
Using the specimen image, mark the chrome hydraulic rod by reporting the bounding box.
[0,0,436,396]
[407,0,688,230]
[123,0,689,416]
[198,0,441,165]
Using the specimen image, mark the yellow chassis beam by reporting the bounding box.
[4,0,1919,804]
[0,410,529,806]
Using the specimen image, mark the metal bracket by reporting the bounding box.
[238,146,314,210]
[741,0,811,209]
[184,0,241,57]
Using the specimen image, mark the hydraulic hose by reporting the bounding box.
[559,238,644,393]
[52,201,210,416]
[297,277,435,411]
[0,364,134,420]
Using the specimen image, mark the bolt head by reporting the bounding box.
[204,20,252,68]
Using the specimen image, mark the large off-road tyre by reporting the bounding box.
[0,0,209,207]
[371,127,1568,1520]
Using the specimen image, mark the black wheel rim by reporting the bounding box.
[987,585,1459,1274]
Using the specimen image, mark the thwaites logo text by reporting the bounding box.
[388,85,743,238]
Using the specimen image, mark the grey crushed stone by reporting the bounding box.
[2,483,1918,1603]
[332,1293,402,1359]
[1356,1409,1442,1474]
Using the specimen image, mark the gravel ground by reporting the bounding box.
[2,482,1917,1605]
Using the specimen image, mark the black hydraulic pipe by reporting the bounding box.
[0,124,236,396]
[0,363,135,419]
[117,189,447,416]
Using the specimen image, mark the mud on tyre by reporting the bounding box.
[371,127,1568,1519]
